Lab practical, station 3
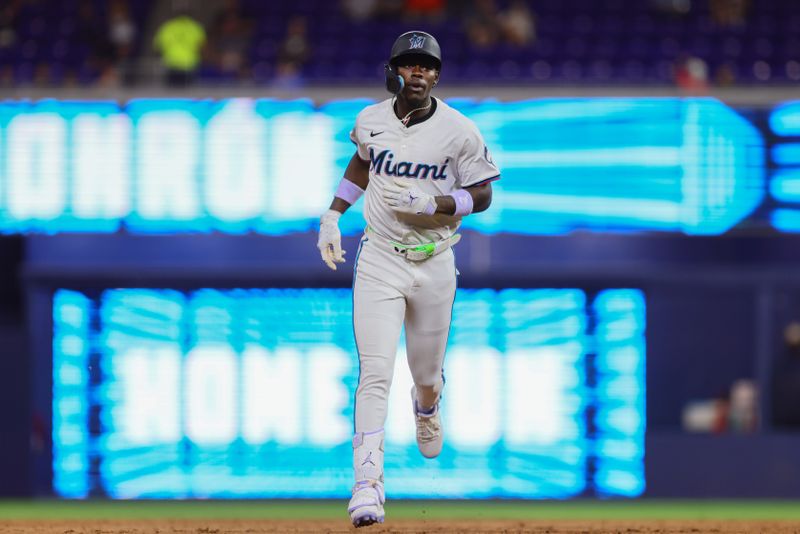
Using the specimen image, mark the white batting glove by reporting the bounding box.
[317,209,346,270]
[382,178,437,216]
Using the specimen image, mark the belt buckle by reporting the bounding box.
[391,240,435,260]
[411,243,436,258]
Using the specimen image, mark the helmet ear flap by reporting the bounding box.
[385,63,404,95]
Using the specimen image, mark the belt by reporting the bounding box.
[365,226,461,262]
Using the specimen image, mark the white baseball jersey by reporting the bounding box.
[350,97,500,245]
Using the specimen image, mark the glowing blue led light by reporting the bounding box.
[677,100,764,235]
[0,98,766,235]
[772,143,800,166]
[52,290,92,498]
[769,169,800,202]
[770,101,800,136]
[771,208,800,232]
[592,289,646,497]
[462,98,765,235]
[594,467,645,497]
[52,287,645,499]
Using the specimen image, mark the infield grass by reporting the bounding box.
[0,500,799,521]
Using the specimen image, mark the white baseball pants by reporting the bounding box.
[352,231,457,433]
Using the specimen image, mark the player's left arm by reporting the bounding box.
[435,122,499,216]
[432,182,493,215]
[382,176,496,217]
[382,122,498,217]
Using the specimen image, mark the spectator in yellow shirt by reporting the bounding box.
[154,10,206,86]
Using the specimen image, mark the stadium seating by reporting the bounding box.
[238,0,798,85]
[1,0,151,85]
[2,0,797,86]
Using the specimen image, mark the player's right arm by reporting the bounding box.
[328,152,370,213]
[317,152,371,270]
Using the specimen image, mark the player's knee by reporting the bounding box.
[358,374,392,396]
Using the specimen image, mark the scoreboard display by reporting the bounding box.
[0,97,787,235]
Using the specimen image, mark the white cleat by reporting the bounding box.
[348,479,385,528]
[411,386,444,458]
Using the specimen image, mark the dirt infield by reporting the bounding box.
[4,520,800,533]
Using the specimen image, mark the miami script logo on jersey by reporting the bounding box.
[409,34,426,49]
[369,148,449,180]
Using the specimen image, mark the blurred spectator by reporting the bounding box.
[682,397,729,433]
[404,0,446,21]
[650,0,692,17]
[76,0,114,81]
[714,61,737,87]
[0,65,12,88]
[375,0,405,19]
[279,16,311,67]
[787,60,800,82]
[674,53,709,93]
[464,0,500,49]
[62,67,79,88]
[33,61,51,87]
[108,0,137,85]
[498,0,536,47]
[211,0,251,29]
[710,0,749,28]
[109,1,136,58]
[208,0,253,80]
[272,60,304,89]
[728,379,757,433]
[341,0,380,21]
[342,0,405,20]
[153,8,206,87]
[772,321,800,429]
[0,2,20,55]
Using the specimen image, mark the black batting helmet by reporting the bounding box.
[390,31,442,69]
[385,31,441,95]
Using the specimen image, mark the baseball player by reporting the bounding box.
[316,30,500,528]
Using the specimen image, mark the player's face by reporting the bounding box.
[396,55,439,104]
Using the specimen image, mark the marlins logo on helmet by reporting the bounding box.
[408,34,426,49]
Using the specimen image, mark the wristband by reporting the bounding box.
[450,189,473,216]
[335,178,365,205]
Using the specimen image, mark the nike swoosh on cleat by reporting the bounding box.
[370,131,384,137]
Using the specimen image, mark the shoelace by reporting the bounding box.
[415,412,441,442]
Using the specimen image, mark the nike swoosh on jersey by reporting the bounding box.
[370,131,384,137]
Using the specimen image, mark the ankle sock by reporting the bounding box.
[416,401,436,416]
